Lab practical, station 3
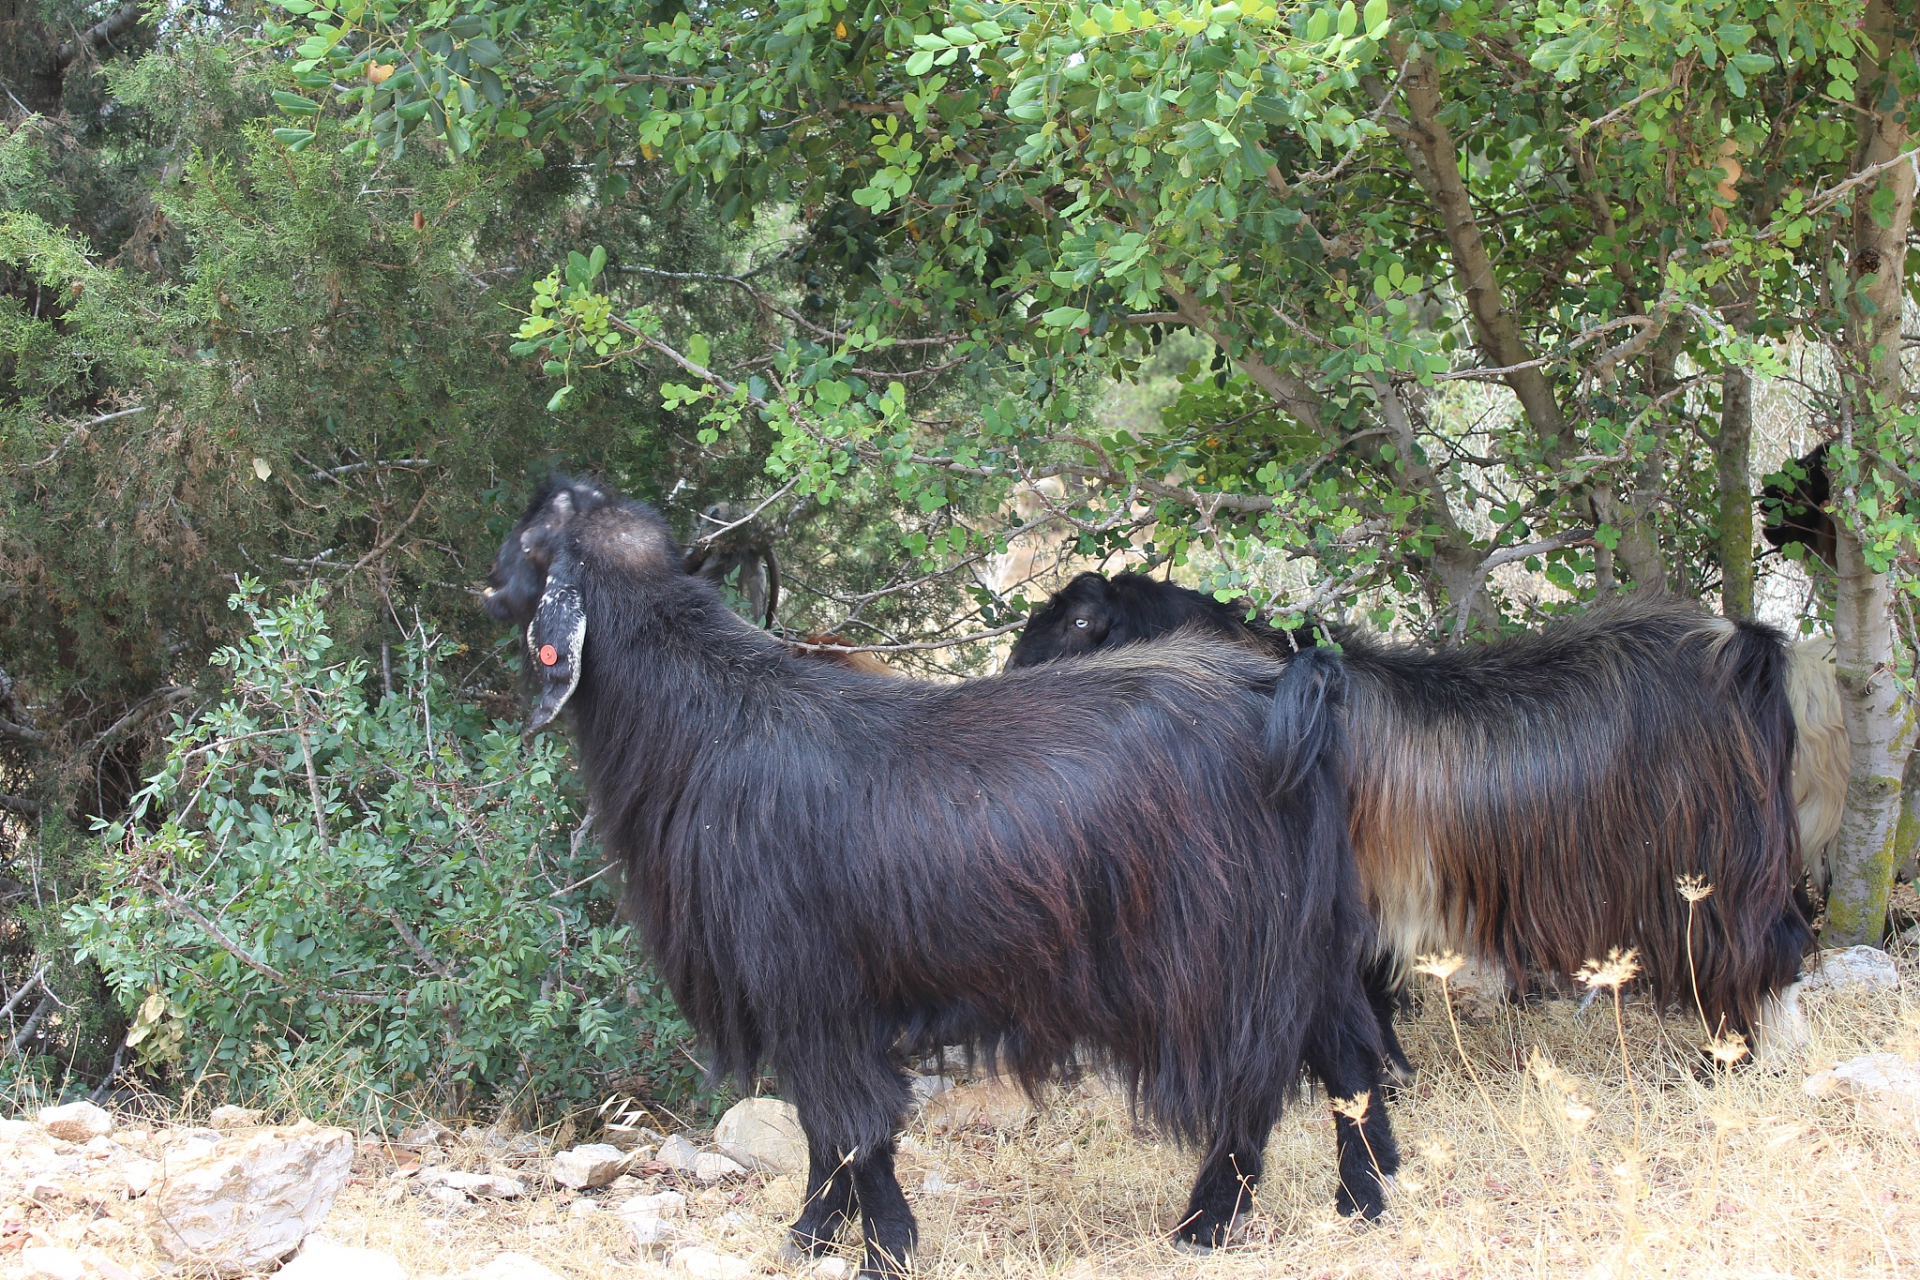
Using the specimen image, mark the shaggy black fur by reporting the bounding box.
[1011,573,1813,1066]
[485,480,1399,1277]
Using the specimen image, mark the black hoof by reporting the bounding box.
[1335,1178,1388,1221]
[1172,1210,1244,1251]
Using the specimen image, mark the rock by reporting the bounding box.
[120,1159,158,1205]
[415,1169,526,1199]
[918,1171,957,1194]
[908,1075,954,1106]
[606,1173,646,1193]
[549,1143,628,1190]
[1804,946,1900,991]
[36,1103,112,1143]
[655,1134,700,1172]
[668,1246,752,1280]
[812,1260,850,1280]
[208,1106,265,1130]
[617,1190,687,1219]
[1804,1053,1920,1132]
[623,1214,691,1249]
[602,1124,667,1152]
[277,1233,407,1280]
[424,1185,470,1211]
[451,1254,568,1280]
[921,1080,1035,1134]
[20,1246,87,1280]
[397,1122,452,1148]
[140,1122,355,1274]
[692,1152,746,1183]
[713,1098,806,1175]
[567,1199,601,1219]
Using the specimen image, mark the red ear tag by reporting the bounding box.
[538,644,559,666]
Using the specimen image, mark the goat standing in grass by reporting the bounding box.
[1011,573,1814,1071]
[483,479,1399,1277]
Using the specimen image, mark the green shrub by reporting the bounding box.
[69,584,706,1123]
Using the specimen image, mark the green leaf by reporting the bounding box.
[272,91,320,115]
[546,385,572,412]
[1362,0,1389,35]
[686,332,711,368]
[272,128,317,150]
[465,37,503,67]
[905,49,937,76]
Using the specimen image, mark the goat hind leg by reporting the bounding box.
[1364,953,1415,1089]
[1305,996,1402,1220]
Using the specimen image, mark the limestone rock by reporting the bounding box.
[1804,945,1900,991]
[655,1134,700,1171]
[549,1143,627,1190]
[922,1080,1035,1134]
[668,1246,751,1280]
[908,1075,954,1106]
[623,1214,693,1250]
[121,1158,159,1198]
[1804,1053,1920,1132]
[617,1190,687,1219]
[450,1254,567,1280]
[141,1122,355,1274]
[811,1260,850,1280]
[20,1246,87,1280]
[277,1233,407,1280]
[36,1102,112,1143]
[692,1152,745,1183]
[415,1168,526,1200]
[713,1098,806,1174]
[208,1106,265,1130]
[397,1122,453,1149]
[602,1124,666,1152]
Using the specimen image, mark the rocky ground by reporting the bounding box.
[5,941,1920,1280]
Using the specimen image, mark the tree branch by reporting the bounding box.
[52,2,143,70]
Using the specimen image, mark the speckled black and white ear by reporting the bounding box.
[525,546,585,737]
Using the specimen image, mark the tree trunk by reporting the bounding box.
[1823,0,1918,947]
[1716,364,1755,618]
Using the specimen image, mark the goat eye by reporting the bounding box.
[1074,618,1089,629]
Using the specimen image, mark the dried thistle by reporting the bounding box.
[1577,947,1642,991]
[1414,951,1466,981]
[1330,1092,1371,1123]
[1563,1100,1596,1131]
[1676,875,1714,903]
[1706,1031,1750,1065]
[1419,1139,1455,1167]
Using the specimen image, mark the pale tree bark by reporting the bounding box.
[1824,0,1919,946]
[1716,365,1755,617]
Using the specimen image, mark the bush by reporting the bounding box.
[69,584,706,1122]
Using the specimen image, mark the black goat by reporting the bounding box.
[484,479,1399,1276]
[1011,573,1813,1065]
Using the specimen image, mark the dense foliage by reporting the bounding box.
[71,587,701,1119]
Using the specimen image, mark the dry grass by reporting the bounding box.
[283,936,1920,1280]
[10,936,1918,1279]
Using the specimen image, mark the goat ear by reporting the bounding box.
[524,549,586,737]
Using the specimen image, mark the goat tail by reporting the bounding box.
[1707,616,1813,1032]
[1265,646,1349,807]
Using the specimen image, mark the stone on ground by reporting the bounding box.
[36,1102,113,1143]
[668,1246,752,1280]
[617,1190,687,1219]
[415,1169,526,1199]
[19,1246,87,1280]
[691,1152,745,1182]
[922,1080,1034,1133]
[208,1105,264,1130]
[140,1121,355,1274]
[548,1142,627,1189]
[1804,1053,1920,1132]
[448,1253,567,1280]
[712,1098,806,1174]
[655,1133,700,1171]
[1804,945,1900,991]
[276,1232,407,1280]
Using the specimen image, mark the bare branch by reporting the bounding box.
[136,872,384,1005]
[306,458,434,483]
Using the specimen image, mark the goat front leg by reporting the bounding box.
[849,1139,917,1279]
[782,1137,859,1262]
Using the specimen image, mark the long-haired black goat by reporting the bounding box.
[484,480,1399,1276]
[1010,573,1814,1067]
